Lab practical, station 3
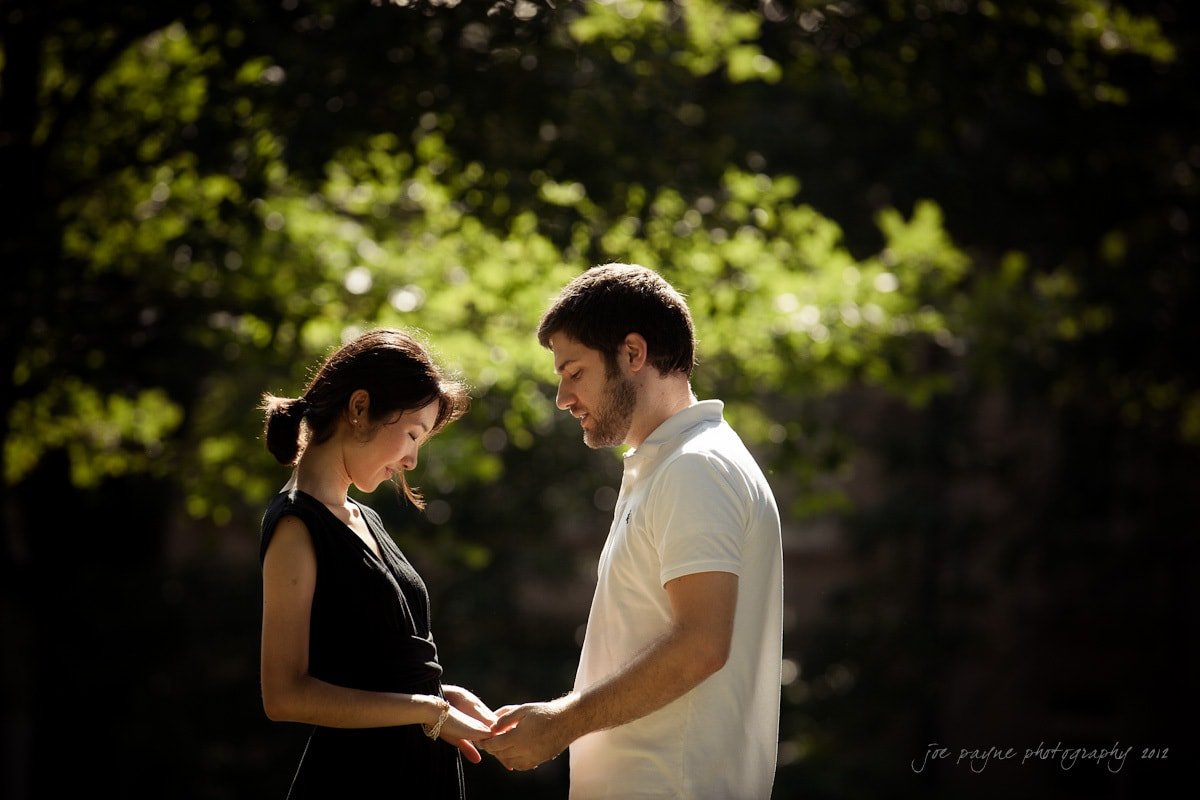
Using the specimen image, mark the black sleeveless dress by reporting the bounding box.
[260,489,465,799]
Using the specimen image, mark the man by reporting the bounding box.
[483,264,784,800]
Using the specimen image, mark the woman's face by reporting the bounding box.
[346,399,440,494]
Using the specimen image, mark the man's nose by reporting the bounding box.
[555,381,573,411]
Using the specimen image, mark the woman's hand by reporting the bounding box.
[442,684,498,727]
[438,705,493,764]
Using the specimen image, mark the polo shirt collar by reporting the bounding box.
[625,399,724,462]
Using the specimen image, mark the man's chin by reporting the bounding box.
[583,428,626,449]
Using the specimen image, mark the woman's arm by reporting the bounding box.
[260,514,488,746]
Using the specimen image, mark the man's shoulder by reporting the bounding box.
[651,433,757,494]
[674,419,760,467]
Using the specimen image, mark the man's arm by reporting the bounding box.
[482,570,738,771]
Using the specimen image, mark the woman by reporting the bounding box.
[258,328,493,798]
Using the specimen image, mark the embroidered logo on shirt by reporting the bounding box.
[625,509,632,525]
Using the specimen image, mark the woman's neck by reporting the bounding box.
[289,441,351,507]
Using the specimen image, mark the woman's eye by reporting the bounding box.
[409,433,419,442]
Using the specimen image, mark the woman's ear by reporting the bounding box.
[347,389,371,424]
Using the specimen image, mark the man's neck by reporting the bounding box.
[626,377,696,448]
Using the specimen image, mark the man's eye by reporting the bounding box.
[570,371,582,381]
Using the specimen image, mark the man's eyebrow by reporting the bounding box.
[554,357,578,375]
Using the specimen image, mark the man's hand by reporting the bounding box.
[480,696,577,771]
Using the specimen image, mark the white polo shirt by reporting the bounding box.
[569,400,783,800]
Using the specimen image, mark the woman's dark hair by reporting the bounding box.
[260,328,470,509]
[536,263,696,377]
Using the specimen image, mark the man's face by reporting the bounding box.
[549,334,638,449]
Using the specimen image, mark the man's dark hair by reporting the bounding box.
[537,263,696,377]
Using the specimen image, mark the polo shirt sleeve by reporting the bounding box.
[647,451,748,586]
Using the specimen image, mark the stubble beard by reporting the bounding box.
[583,371,638,449]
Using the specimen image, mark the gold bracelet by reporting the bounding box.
[422,699,450,740]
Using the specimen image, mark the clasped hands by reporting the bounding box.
[440,686,573,771]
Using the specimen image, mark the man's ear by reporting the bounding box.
[622,333,649,373]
